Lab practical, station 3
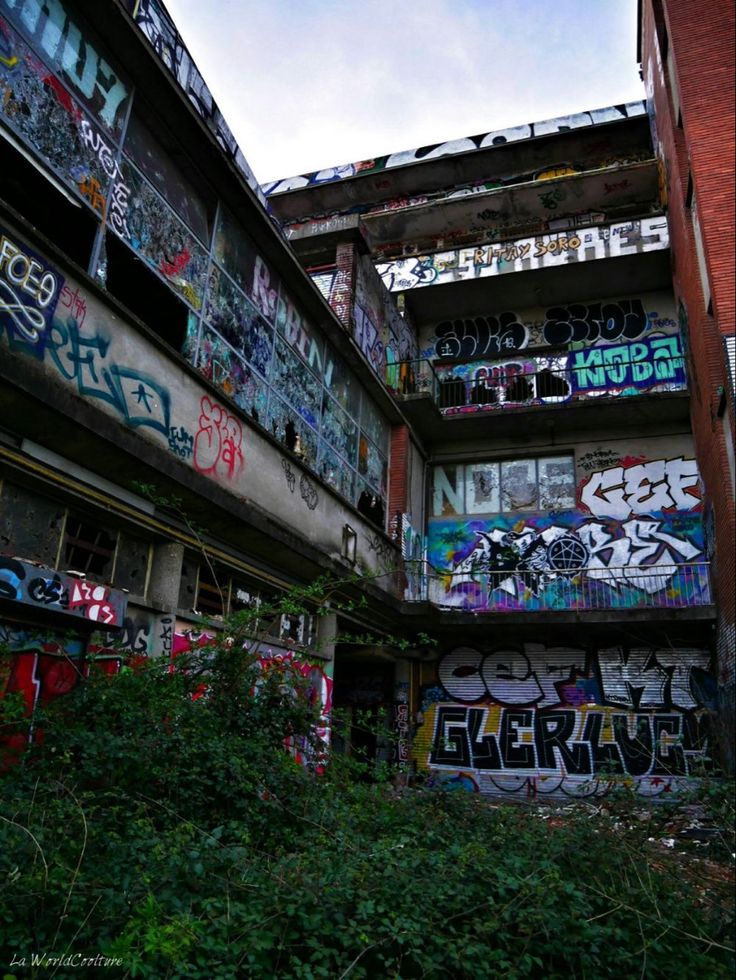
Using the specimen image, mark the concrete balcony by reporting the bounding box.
[388,342,690,444]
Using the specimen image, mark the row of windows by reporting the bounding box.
[188,564,315,646]
[187,247,390,498]
[0,482,150,592]
[432,455,576,518]
[0,481,316,645]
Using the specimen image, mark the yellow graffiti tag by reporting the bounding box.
[536,165,580,181]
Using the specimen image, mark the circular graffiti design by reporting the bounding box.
[546,535,589,573]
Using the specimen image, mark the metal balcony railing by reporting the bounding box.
[388,347,686,412]
[402,561,712,612]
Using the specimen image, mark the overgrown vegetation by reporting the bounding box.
[1,595,734,978]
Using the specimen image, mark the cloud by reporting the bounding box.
[163,0,644,182]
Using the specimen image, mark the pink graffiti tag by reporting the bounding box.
[193,396,244,481]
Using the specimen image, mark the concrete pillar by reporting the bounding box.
[147,541,185,610]
[393,659,412,772]
[314,610,337,664]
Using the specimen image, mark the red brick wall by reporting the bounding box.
[388,424,410,536]
[641,0,736,756]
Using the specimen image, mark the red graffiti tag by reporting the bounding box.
[193,396,244,481]
[68,581,118,625]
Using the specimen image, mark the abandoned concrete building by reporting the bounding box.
[0,0,733,794]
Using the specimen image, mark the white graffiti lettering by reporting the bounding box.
[0,235,59,341]
[581,457,701,518]
[597,647,711,710]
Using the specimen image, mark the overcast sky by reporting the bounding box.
[163,0,645,184]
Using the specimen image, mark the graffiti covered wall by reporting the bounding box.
[427,440,709,612]
[377,218,668,293]
[0,220,395,581]
[0,622,124,764]
[353,255,417,381]
[421,291,679,359]
[172,628,334,768]
[414,642,716,799]
[433,337,686,412]
[0,3,391,512]
[0,557,127,626]
[415,291,686,407]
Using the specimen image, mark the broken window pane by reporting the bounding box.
[501,459,538,512]
[538,456,576,511]
[466,463,500,514]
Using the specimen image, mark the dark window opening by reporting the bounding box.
[0,136,98,269]
[279,612,313,646]
[505,375,534,402]
[195,563,224,618]
[438,377,466,409]
[536,369,569,399]
[685,173,694,210]
[470,382,497,406]
[652,0,669,60]
[178,559,198,610]
[357,489,385,530]
[63,518,116,579]
[104,232,188,351]
[284,419,297,452]
[113,533,150,595]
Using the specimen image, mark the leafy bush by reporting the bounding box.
[1,636,734,979]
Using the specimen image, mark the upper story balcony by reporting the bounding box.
[388,336,689,445]
[402,560,713,620]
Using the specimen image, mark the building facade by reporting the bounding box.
[267,89,728,793]
[1,0,732,790]
[0,0,410,765]
[638,0,735,767]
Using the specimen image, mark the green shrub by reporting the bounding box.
[1,638,733,979]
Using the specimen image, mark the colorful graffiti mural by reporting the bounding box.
[0,624,123,764]
[414,643,716,799]
[172,629,333,769]
[255,646,333,770]
[2,0,397,517]
[0,220,391,525]
[427,454,708,611]
[0,9,207,307]
[434,336,686,413]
